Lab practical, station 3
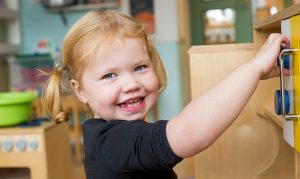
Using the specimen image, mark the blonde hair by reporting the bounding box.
[43,10,167,123]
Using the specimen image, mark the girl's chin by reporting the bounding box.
[124,118,145,121]
[121,114,146,121]
[117,111,147,121]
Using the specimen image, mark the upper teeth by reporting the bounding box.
[126,98,140,104]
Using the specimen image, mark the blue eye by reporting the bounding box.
[102,73,117,80]
[135,65,147,72]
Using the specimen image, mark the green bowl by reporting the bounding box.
[0,92,37,127]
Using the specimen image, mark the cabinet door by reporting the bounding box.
[280,18,295,150]
[291,15,300,153]
[277,14,300,155]
[188,44,295,179]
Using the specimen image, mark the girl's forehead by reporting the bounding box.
[97,37,147,57]
[104,36,145,50]
[85,37,148,66]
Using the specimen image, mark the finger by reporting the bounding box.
[281,35,289,45]
[279,35,289,47]
[268,34,289,46]
[281,43,287,48]
[273,67,280,77]
[273,67,290,77]
[284,68,290,76]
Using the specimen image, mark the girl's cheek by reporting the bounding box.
[103,85,121,100]
[149,74,159,91]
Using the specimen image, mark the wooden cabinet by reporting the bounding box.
[174,4,300,179]
[0,122,72,179]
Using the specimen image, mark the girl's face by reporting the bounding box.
[72,37,159,121]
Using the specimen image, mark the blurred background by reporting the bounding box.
[0,0,299,178]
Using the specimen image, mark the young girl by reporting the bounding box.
[43,11,288,179]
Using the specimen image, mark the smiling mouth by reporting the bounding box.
[118,97,145,108]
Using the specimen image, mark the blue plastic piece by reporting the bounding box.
[283,55,290,69]
[274,90,290,115]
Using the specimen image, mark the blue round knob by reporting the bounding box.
[16,139,26,151]
[2,140,13,152]
[274,90,290,115]
[28,140,39,151]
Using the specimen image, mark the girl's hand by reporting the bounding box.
[250,33,289,80]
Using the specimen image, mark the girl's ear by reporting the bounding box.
[70,79,88,103]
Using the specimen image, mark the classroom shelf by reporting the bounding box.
[0,43,20,56]
[0,7,18,19]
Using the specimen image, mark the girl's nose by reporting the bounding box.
[122,75,141,92]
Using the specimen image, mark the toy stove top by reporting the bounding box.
[0,119,53,153]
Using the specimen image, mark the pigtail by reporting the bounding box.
[42,63,70,123]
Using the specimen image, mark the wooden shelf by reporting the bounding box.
[255,3,300,31]
[0,43,20,55]
[0,7,18,19]
[47,2,120,12]
[188,43,253,54]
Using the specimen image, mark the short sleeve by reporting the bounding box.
[99,120,182,173]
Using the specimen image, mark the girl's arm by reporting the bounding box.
[166,34,289,158]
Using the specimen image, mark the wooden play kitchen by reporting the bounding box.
[0,92,72,179]
[174,4,300,179]
[0,122,72,179]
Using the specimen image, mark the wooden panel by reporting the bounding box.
[255,4,300,31]
[187,44,296,179]
[188,43,253,54]
[45,123,72,179]
[173,157,195,178]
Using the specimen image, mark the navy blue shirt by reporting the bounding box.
[83,119,182,179]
